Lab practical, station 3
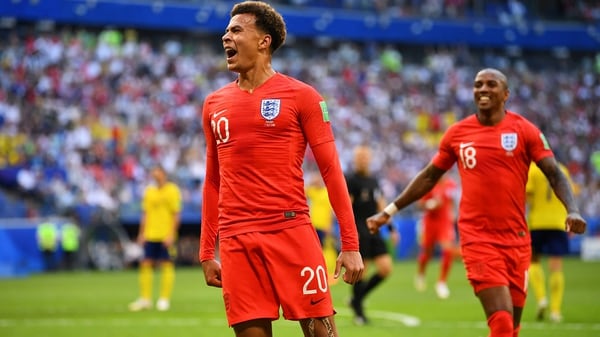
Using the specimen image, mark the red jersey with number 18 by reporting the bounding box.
[431,111,553,247]
[200,73,358,261]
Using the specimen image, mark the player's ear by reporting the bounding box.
[259,34,272,51]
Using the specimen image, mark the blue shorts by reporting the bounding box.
[530,230,569,256]
[143,241,175,261]
[315,229,327,247]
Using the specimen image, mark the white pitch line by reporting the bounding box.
[335,308,421,327]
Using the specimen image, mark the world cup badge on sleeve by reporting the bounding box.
[501,133,518,154]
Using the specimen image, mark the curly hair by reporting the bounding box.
[231,1,287,54]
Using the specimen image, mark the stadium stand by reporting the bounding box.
[0,1,598,273]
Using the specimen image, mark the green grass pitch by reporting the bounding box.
[1,258,599,337]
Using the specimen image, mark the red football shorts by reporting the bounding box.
[219,224,335,326]
[462,242,531,307]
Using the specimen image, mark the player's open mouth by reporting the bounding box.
[225,48,237,60]
[478,96,490,103]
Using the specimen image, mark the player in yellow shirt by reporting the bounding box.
[526,162,576,322]
[305,172,338,284]
[129,165,182,311]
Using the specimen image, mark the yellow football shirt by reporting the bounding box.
[142,182,182,241]
[526,163,573,230]
[305,185,333,231]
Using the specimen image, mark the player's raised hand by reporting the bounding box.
[565,213,587,234]
[334,251,364,285]
[201,259,223,288]
[366,212,391,234]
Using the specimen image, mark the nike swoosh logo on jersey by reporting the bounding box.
[213,109,226,117]
[310,297,326,305]
[460,142,474,149]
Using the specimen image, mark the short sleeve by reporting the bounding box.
[432,126,457,171]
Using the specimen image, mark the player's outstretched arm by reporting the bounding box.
[366,212,392,235]
[367,163,445,234]
[537,157,587,234]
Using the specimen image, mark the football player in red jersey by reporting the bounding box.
[367,68,586,337]
[199,2,364,337]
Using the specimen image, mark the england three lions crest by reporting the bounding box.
[501,133,518,151]
[261,99,281,121]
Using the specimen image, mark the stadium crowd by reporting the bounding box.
[271,0,600,22]
[0,23,598,223]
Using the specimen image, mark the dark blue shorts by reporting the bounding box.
[143,241,175,261]
[530,230,569,256]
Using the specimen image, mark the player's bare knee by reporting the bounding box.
[378,266,392,278]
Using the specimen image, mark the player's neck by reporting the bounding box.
[237,65,276,94]
[476,109,506,126]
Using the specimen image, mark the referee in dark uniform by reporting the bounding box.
[345,145,398,325]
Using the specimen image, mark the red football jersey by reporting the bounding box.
[432,111,553,247]
[200,73,358,261]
